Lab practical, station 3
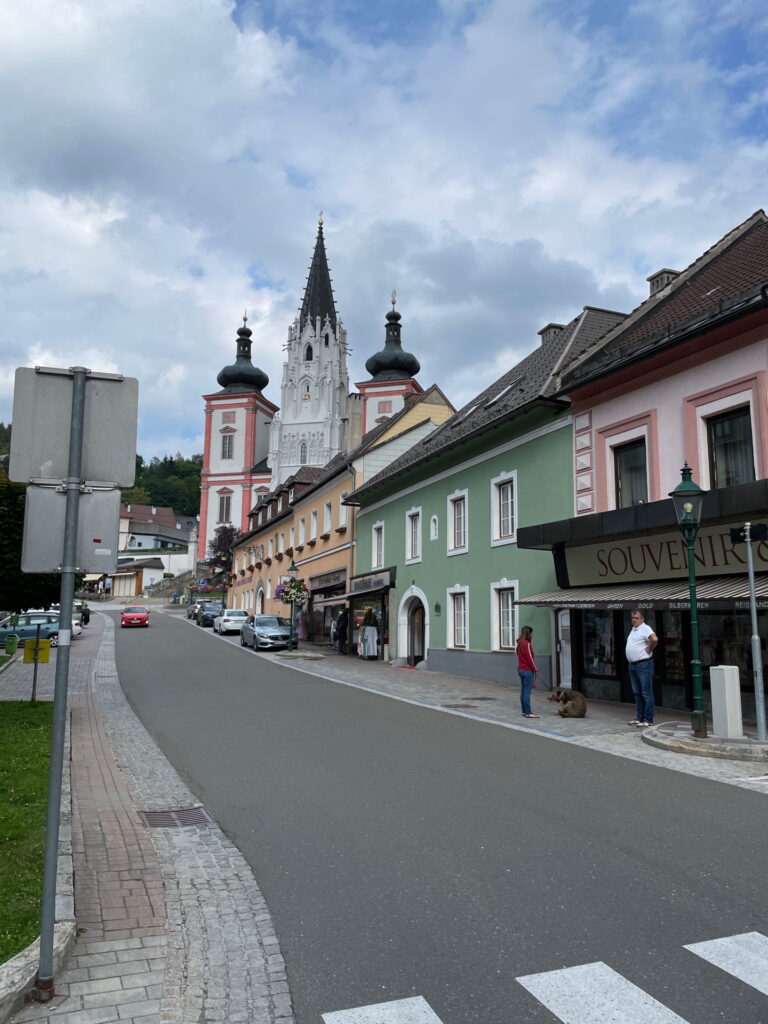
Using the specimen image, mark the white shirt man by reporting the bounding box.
[625,610,658,727]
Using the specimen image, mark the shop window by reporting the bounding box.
[581,610,616,676]
[221,434,234,459]
[614,438,648,508]
[372,523,384,569]
[707,407,755,488]
[405,508,422,563]
[491,472,516,544]
[447,489,468,555]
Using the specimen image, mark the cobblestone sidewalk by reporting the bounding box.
[5,616,293,1024]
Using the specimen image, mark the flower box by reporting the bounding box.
[275,552,284,561]
[320,532,330,541]
[295,545,304,553]
[255,561,262,570]
[334,526,347,534]
[285,547,293,556]
[246,564,256,573]
[307,538,317,547]
[264,557,272,566]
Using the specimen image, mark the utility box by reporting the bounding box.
[710,666,743,739]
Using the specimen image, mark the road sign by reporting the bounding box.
[9,366,138,486]
[24,638,51,664]
[731,524,768,543]
[21,485,120,573]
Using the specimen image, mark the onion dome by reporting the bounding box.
[365,295,420,381]
[216,315,269,393]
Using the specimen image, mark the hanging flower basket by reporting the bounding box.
[274,578,310,608]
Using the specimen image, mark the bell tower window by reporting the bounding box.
[300,441,308,463]
[304,344,313,362]
[324,333,330,347]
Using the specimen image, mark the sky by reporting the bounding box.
[1,0,767,460]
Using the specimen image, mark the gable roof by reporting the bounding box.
[120,503,178,530]
[349,305,626,503]
[560,210,768,390]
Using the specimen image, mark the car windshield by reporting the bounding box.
[203,603,221,611]
[252,616,290,628]
[124,607,146,614]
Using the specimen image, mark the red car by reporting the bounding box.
[121,606,150,628]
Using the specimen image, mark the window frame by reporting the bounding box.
[490,579,518,651]
[613,437,649,509]
[447,488,469,556]
[490,470,517,546]
[706,405,756,489]
[310,509,318,539]
[217,494,232,523]
[372,521,384,570]
[405,506,422,564]
[221,433,234,460]
[446,585,469,649]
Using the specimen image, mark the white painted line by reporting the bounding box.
[517,961,690,1023]
[322,995,444,1023]
[685,931,768,996]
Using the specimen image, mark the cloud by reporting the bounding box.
[0,0,766,460]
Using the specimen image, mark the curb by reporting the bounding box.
[642,722,768,762]
[0,713,75,1022]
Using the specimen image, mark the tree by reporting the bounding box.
[0,470,64,613]
[207,525,240,571]
[121,486,152,505]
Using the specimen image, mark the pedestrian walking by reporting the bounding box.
[626,609,658,727]
[336,607,349,655]
[516,625,539,718]
[81,601,90,626]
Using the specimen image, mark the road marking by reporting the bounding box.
[685,931,768,996]
[322,995,443,1023]
[517,961,690,1023]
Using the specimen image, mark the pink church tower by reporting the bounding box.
[198,316,278,559]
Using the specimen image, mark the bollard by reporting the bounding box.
[710,666,743,739]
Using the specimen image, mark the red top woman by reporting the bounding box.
[516,625,539,718]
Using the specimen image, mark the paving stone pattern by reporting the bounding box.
[6,616,294,1024]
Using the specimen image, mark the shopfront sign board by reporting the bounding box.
[349,568,396,595]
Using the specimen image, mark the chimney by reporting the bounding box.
[126,504,131,512]
[151,506,157,515]
[646,268,680,296]
[538,323,565,346]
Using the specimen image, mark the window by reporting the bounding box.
[279,532,285,551]
[289,488,295,503]
[614,439,648,508]
[378,400,392,414]
[304,344,313,362]
[289,526,295,546]
[339,493,348,528]
[708,407,755,488]
[491,472,516,544]
[430,515,438,541]
[405,508,421,563]
[268,538,274,557]
[278,494,283,511]
[324,333,330,347]
[447,489,468,554]
[448,587,468,648]
[266,578,272,600]
[311,510,318,539]
[323,501,332,533]
[299,517,306,544]
[497,587,516,650]
[218,495,231,523]
[372,523,384,569]
[300,442,308,463]
[267,505,272,520]
[257,510,263,525]
[221,434,234,459]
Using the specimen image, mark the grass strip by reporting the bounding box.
[0,701,53,964]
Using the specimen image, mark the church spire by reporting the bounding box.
[299,213,337,332]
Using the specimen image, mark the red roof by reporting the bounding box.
[120,503,178,529]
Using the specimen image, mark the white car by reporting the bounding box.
[212,609,249,634]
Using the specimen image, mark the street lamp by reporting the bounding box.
[287,559,298,651]
[669,462,708,738]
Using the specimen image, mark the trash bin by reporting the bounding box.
[5,634,19,656]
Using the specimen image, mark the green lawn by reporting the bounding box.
[0,654,10,669]
[0,702,53,964]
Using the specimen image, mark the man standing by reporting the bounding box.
[626,609,658,728]
[336,607,349,656]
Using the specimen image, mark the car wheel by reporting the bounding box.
[252,635,258,650]
[50,633,59,647]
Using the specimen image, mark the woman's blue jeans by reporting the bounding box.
[629,658,655,724]
[518,669,534,715]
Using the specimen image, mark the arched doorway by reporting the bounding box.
[407,598,425,665]
[255,586,264,613]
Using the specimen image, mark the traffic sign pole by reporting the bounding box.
[744,523,767,741]
[36,367,87,1000]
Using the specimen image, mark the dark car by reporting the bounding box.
[240,614,297,650]
[196,602,223,627]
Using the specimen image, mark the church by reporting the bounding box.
[197,218,423,558]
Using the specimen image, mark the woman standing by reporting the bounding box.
[516,625,539,719]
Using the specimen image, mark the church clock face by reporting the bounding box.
[302,392,311,402]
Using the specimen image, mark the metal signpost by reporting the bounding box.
[730,523,768,742]
[9,365,138,1000]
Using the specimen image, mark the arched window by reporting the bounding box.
[299,442,308,463]
[305,344,313,362]
[324,333,330,347]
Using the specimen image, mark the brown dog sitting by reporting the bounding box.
[547,689,588,718]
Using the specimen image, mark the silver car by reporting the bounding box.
[240,614,297,650]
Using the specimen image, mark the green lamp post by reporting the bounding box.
[287,559,298,651]
[669,463,708,738]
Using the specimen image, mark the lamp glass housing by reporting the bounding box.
[669,464,706,528]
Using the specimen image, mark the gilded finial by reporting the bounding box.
[243,310,248,326]
[318,210,324,226]
[391,289,397,309]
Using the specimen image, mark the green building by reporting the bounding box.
[348,307,624,685]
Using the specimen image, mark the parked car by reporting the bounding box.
[187,600,203,620]
[213,609,249,634]
[22,610,83,639]
[0,612,78,648]
[240,614,298,650]
[196,602,223,627]
[120,606,150,628]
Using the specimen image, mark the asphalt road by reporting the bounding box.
[114,611,768,1023]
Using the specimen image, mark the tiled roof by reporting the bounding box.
[120,503,177,529]
[562,210,768,388]
[350,306,626,501]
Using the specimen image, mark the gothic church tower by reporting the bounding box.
[268,218,351,485]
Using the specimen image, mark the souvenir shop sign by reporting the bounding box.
[349,568,396,596]
[566,520,768,586]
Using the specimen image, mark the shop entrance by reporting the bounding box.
[407,598,425,666]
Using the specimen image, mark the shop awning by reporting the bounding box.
[83,573,105,581]
[516,574,768,611]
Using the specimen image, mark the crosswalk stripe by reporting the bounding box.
[322,995,444,1023]
[685,931,768,996]
[516,961,691,1023]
